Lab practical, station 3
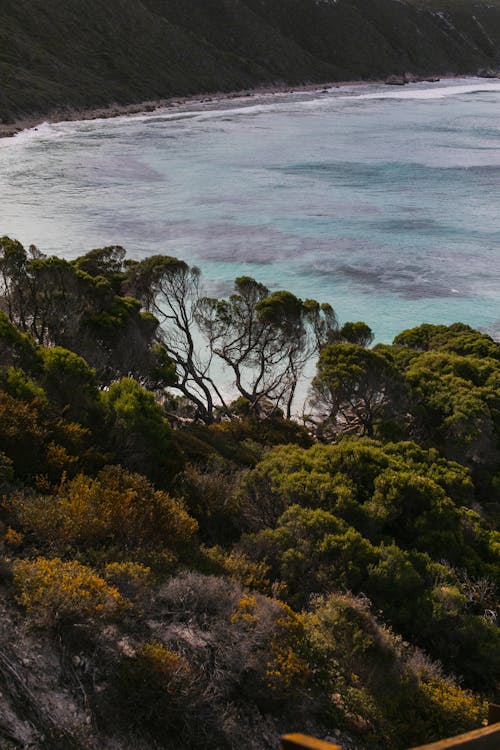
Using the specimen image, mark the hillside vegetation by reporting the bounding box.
[1,0,500,124]
[0,238,498,749]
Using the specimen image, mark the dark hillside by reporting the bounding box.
[243,0,500,77]
[0,0,253,122]
[1,0,500,124]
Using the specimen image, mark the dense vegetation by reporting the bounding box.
[0,237,498,749]
[2,0,500,126]
[0,237,500,750]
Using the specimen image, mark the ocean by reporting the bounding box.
[1,77,500,343]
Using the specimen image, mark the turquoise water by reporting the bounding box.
[1,78,500,342]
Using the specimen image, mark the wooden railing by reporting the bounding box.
[281,736,341,750]
[280,704,500,750]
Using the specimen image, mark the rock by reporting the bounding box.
[385,74,407,85]
[477,67,500,78]
[386,73,440,86]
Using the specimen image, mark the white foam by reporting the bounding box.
[137,101,291,124]
[37,101,288,133]
[0,121,53,148]
[16,120,53,137]
[4,78,500,144]
[339,80,500,101]
[107,78,500,125]
[0,120,73,150]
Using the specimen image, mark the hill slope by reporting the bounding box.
[0,0,500,122]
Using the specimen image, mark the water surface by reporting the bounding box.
[1,77,500,341]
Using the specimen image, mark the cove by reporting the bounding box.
[1,77,500,342]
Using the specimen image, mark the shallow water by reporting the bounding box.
[1,77,500,342]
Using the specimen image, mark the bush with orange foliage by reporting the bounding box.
[6,465,198,559]
[13,556,126,625]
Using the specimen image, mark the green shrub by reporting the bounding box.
[102,377,183,484]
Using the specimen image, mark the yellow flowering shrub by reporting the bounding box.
[230,594,259,626]
[265,601,311,695]
[203,546,271,593]
[405,678,486,742]
[44,440,80,475]
[228,594,311,702]
[4,526,24,548]
[103,561,153,600]
[139,642,191,684]
[13,556,127,625]
[381,674,486,748]
[5,465,198,557]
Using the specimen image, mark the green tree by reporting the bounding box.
[0,239,172,386]
[40,346,100,422]
[0,310,39,371]
[366,469,464,559]
[394,322,500,361]
[123,254,224,422]
[72,245,126,292]
[309,343,408,439]
[339,320,374,347]
[404,351,500,467]
[197,277,338,418]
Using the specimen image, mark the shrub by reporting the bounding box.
[102,377,183,485]
[385,677,486,748]
[241,504,378,607]
[40,346,99,422]
[113,640,226,749]
[6,465,198,561]
[211,415,313,451]
[417,678,484,739]
[13,557,126,625]
[305,592,400,690]
[264,601,311,698]
[3,526,24,548]
[201,546,271,593]
[179,461,245,545]
[0,389,90,480]
[0,309,39,370]
[303,592,486,747]
[103,561,154,600]
[156,573,311,704]
[0,391,44,477]
[0,450,13,485]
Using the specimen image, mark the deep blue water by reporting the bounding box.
[1,77,500,342]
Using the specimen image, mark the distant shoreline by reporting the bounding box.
[2,72,497,140]
[0,75,442,139]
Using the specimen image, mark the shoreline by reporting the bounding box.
[0,74,452,139]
